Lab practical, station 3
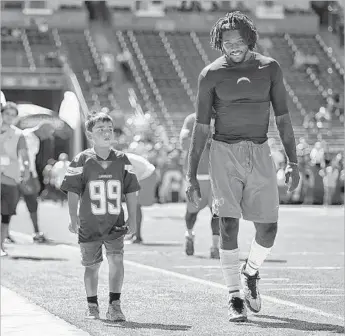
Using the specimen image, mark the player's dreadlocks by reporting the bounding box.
[210,11,258,51]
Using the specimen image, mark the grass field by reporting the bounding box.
[1,201,344,336]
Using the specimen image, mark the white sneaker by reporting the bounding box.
[228,295,247,322]
[240,261,261,313]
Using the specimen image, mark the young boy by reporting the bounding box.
[60,112,140,321]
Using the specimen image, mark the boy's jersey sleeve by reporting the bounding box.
[60,153,85,195]
[123,154,141,194]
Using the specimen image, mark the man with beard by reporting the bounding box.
[186,11,300,321]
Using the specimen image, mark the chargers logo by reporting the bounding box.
[66,166,83,176]
[236,77,251,84]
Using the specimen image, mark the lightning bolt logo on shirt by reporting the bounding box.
[66,166,83,176]
[237,77,251,84]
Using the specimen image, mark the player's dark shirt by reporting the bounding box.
[60,148,141,243]
[196,52,289,144]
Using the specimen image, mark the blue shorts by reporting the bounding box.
[209,140,279,223]
[79,236,124,267]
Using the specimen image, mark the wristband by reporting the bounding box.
[288,162,298,166]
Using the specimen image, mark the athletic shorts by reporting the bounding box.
[1,183,19,216]
[79,236,124,267]
[209,140,279,223]
[186,178,212,213]
[138,171,157,206]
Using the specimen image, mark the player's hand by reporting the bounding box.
[69,216,80,234]
[285,163,300,192]
[186,177,201,208]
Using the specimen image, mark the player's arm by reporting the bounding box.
[179,114,195,151]
[17,135,30,180]
[186,70,214,181]
[270,61,298,164]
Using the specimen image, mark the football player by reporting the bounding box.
[186,11,300,321]
[180,113,220,258]
[60,112,140,321]
[125,152,156,244]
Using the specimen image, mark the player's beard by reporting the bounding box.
[224,47,250,64]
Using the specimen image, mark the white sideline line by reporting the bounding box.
[266,288,343,292]
[262,283,318,286]
[172,265,343,270]
[290,294,344,297]
[10,231,345,322]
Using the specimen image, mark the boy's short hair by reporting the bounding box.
[1,101,19,116]
[85,111,114,132]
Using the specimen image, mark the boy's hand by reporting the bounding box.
[69,215,80,234]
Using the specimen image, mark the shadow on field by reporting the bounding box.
[252,315,344,334]
[102,320,192,331]
[141,243,182,247]
[9,256,68,262]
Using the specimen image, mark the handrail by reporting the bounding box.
[59,55,89,121]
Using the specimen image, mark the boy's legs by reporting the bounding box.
[80,241,103,319]
[104,236,126,321]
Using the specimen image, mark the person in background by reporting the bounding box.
[51,153,70,205]
[40,158,58,201]
[180,113,220,259]
[18,122,55,242]
[125,152,157,244]
[320,158,339,205]
[0,102,30,256]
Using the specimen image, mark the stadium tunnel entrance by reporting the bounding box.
[2,89,72,189]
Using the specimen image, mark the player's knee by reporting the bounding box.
[220,217,239,247]
[1,215,11,224]
[256,222,278,243]
[221,217,239,236]
[185,211,198,228]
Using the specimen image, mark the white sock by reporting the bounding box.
[186,230,194,238]
[245,239,272,276]
[219,248,240,295]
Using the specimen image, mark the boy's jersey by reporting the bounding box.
[60,148,140,243]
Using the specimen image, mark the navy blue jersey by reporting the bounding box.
[60,148,140,243]
[196,52,289,144]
